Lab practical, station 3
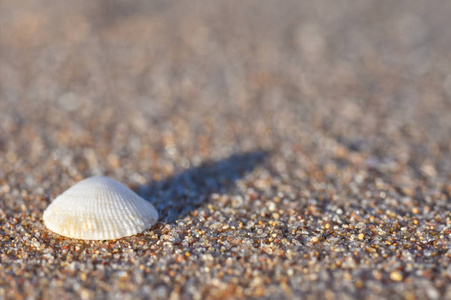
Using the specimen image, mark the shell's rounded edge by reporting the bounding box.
[42,176,159,241]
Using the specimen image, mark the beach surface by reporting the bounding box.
[1,1,451,299]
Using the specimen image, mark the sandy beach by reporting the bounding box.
[1,1,451,299]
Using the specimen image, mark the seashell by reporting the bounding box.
[43,176,158,240]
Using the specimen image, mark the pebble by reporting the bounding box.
[390,271,403,282]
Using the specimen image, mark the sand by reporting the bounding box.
[0,1,450,299]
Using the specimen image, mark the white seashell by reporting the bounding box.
[43,176,158,240]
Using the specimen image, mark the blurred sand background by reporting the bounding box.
[1,1,451,299]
